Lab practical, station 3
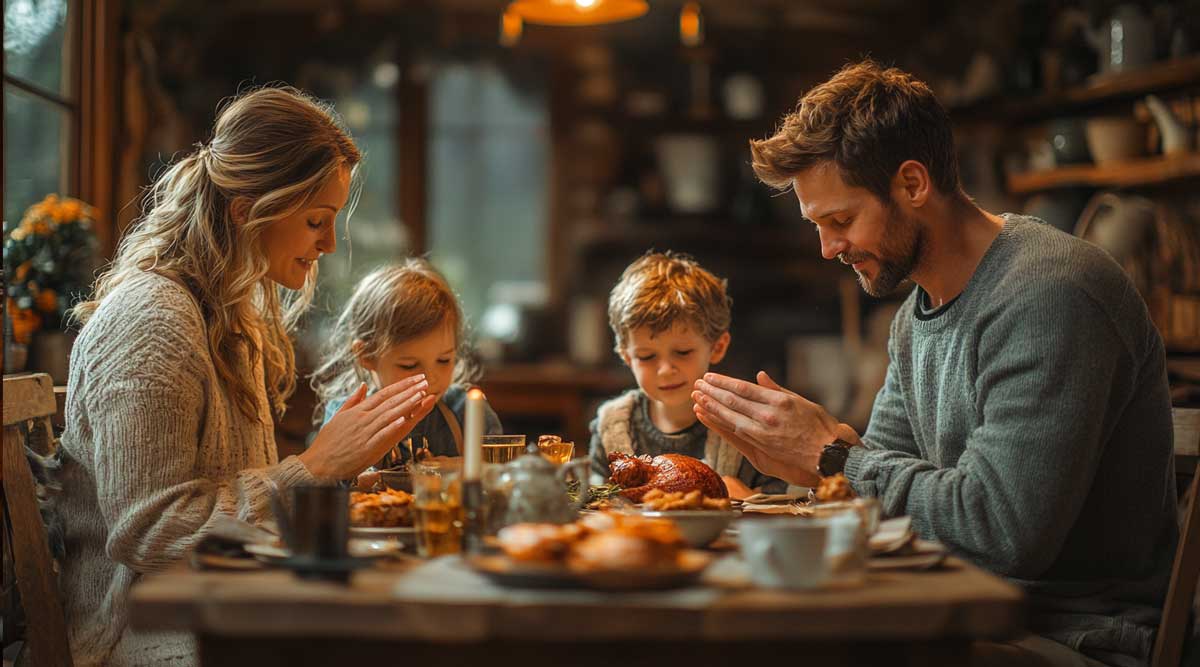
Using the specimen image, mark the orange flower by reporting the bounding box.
[14,261,31,281]
[34,289,57,314]
[32,221,51,236]
[59,200,82,222]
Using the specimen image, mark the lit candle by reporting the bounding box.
[464,388,485,480]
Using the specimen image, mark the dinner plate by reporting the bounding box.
[245,539,403,562]
[350,526,417,539]
[466,550,712,591]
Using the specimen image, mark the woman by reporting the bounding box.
[56,87,433,666]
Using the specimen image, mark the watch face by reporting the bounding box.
[819,443,849,477]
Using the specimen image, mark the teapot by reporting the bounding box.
[1075,4,1155,76]
[483,443,590,529]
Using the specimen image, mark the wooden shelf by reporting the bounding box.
[1007,153,1200,194]
[1169,356,1200,383]
[951,55,1200,124]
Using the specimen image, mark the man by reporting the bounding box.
[692,60,1177,667]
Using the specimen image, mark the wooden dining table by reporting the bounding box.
[130,552,1025,667]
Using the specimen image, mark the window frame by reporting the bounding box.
[4,0,118,253]
[4,0,82,206]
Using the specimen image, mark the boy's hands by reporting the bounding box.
[300,374,437,480]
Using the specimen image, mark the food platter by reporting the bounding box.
[466,550,712,591]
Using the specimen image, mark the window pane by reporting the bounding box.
[302,72,408,351]
[428,61,549,326]
[4,0,71,97]
[4,84,68,228]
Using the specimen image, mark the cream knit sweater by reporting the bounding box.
[57,272,321,666]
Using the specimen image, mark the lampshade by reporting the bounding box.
[507,0,649,26]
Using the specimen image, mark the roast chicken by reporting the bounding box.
[608,452,728,503]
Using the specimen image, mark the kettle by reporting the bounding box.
[1075,4,1155,76]
[484,443,590,528]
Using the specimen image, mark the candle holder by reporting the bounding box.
[461,478,486,553]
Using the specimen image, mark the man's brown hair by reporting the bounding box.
[608,251,732,353]
[750,60,961,202]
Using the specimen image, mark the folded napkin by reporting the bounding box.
[741,491,808,504]
[868,516,914,554]
[190,515,277,570]
[739,502,813,516]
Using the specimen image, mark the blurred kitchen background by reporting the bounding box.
[5,0,1200,457]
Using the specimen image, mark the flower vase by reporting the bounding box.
[4,340,28,374]
[28,330,75,384]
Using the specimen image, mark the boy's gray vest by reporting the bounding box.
[595,390,743,478]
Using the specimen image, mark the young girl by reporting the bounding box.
[312,259,502,470]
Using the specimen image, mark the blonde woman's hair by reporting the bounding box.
[73,86,361,419]
[608,251,732,353]
[310,258,476,423]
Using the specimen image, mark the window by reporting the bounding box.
[4,0,78,228]
[299,63,409,354]
[427,60,549,330]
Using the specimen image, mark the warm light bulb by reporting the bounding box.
[680,2,703,47]
[500,8,523,46]
[575,0,597,8]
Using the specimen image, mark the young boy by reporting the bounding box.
[588,251,785,499]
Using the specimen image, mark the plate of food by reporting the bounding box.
[469,512,712,590]
[635,489,739,547]
[348,488,417,546]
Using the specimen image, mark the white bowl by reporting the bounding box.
[639,509,739,547]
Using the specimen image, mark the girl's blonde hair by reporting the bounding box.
[311,259,476,422]
[73,86,361,419]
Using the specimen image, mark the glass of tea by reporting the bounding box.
[480,434,527,465]
[412,460,463,558]
[537,437,575,465]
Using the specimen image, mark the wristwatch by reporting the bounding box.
[817,439,855,477]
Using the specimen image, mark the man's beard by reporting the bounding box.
[838,209,923,298]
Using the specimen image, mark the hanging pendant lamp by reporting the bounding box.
[506,0,649,26]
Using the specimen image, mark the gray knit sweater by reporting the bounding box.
[846,215,1177,667]
[56,272,322,666]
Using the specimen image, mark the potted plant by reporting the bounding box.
[3,194,99,381]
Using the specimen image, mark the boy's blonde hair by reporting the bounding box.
[310,258,476,422]
[73,86,361,419]
[608,251,732,353]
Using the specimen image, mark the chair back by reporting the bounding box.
[1153,467,1200,667]
[2,373,73,667]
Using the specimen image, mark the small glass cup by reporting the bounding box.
[537,440,575,465]
[412,460,463,558]
[480,434,527,465]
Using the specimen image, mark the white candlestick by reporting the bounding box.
[464,388,485,480]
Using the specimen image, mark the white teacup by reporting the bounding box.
[739,512,866,590]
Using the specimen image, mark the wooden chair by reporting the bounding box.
[2,373,73,667]
[1153,466,1200,667]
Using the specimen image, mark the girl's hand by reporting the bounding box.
[300,375,438,480]
[354,469,381,491]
